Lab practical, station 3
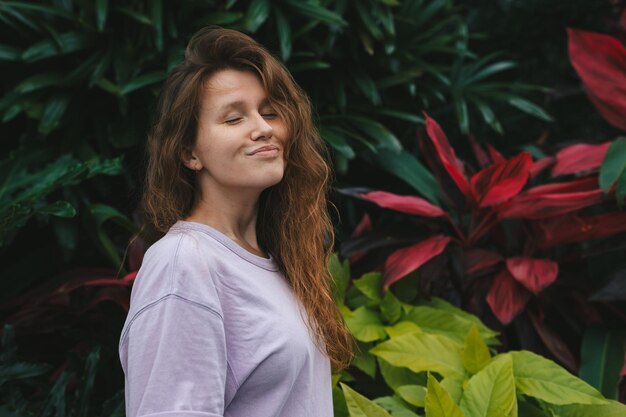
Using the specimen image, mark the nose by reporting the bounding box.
[251,112,273,141]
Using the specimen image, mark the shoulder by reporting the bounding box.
[128,229,224,318]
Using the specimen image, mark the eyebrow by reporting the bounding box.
[217,98,272,114]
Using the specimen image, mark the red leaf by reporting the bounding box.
[359,191,446,217]
[529,311,579,373]
[506,257,559,294]
[349,213,373,264]
[486,269,532,325]
[498,176,605,219]
[486,144,506,164]
[530,156,555,178]
[534,212,626,247]
[469,135,491,168]
[471,152,533,207]
[552,142,611,176]
[568,28,626,131]
[383,235,451,288]
[424,113,471,198]
[463,248,503,274]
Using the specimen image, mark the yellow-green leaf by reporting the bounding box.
[384,321,421,338]
[341,383,393,417]
[550,400,626,417]
[510,351,609,405]
[396,384,426,407]
[370,331,464,378]
[461,325,491,374]
[460,354,517,417]
[353,272,383,302]
[344,306,387,342]
[425,373,466,417]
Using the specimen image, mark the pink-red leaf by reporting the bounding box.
[463,248,503,274]
[552,142,611,176]
[498,176,606,219]
[531,156,555,178]
[534,211,626,247]
[471,152,533,207]
[383,235,451,288]
[424,113,471,198]
[506,257,559,294]
[349,213,373,264]
[568,28,626,131]
[486,269,532,325]
[359,191,446,217]
[486,144,506,164]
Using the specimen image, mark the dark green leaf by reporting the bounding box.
[289,60,331,72]
[319,126,356,159]
[38,96,69,134]
[206,11,243,25]
[114,6,152,25]
[120,71,166,94]
[22,31,91,62]
[283,0,347,26]
[580,327,624,399]
[599,137,626,192]
[15,72,64,93]
[0,43,21,61]
[507,97,553,122]
[274,8,291,61]
[244,0,270,32]
[95,0,108,31]
[38,200,76,218]
[149,0,163,51]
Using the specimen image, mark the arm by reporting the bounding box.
[121,294,227,417]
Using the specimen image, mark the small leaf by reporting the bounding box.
[380,290,403,324]
[425,373,466,417]
[507,97,553,121]
[599,137,626,191]
[120,71,166,94]
[38,200,76,218]
[396,384,426,407]
[344,306,387,342]
[461,325,491,375]
[38,96,69,134]
[341,383,393,417]
[95,0,108,31]
[353,272,383,303]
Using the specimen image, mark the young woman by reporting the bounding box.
[118,26,355,417]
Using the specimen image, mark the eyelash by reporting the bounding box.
[225,113,278,125]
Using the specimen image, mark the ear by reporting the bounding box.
[181,147,201,171]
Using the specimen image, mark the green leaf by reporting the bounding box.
[507,97,553,122]
[461,325,491,375]
[274,8,291,61]
[460,354,517,417]
[440,376,464,404]
[425,373,466,417]
[329,253,350,305]
[373,396,420,417]
[95,0,108,31]
[405,306,496,346]
[599,137,626,192]
[38,200,76,218]
[89,204,137,267]
[380,290,403,324]
[289,60,331,72]
[120,71,166,94]
[397,384,426,407]
[114,6,152,25]
[378,357,426,391]
[510,350,609,405]
[421,298,499,344]
[15,73,64,93]
[352,345,377,379]
[363,148,441,204]
[344,306,387,342]
[244,0,270,32]
[353,272,383,303]
[149,0,163,51]
[579,326,624,399]
[319,126,356,159]
[341,383,393,417]
[549,401,626,417]
[22,31,91,62]
[283,0,347,26]
[384,321,421,338]
[206,12,243,25]
[370,331,464,378]
[0,43,21,61]
[38,96,69,134]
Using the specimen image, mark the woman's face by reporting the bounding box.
[185,68,288,193]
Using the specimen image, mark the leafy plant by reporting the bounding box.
[329,254,626,417]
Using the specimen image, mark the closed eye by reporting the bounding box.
[225,117,242,124]
[262,113,278,119]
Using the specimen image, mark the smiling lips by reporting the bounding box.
[247,145,280,157]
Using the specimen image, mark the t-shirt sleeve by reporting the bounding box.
[121,295,227,417]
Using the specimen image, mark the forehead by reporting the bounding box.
[201,69,268,107]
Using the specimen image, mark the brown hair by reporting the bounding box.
[140,26,354,372]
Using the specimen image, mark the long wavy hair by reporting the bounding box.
[139,26,355,372]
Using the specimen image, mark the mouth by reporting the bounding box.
[247,145,280,157]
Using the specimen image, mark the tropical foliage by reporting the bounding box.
[329,254,626,417]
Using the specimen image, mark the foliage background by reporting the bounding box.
[0,0,624,415]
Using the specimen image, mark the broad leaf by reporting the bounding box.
[470,152,532,207]
[599,137,626,192]
[344,306,387,342]
[505,257,558,294]
[461,325,491,375]
[383,235,451,288]
[370,331,465,378]
[552,142,611,176]
[510,350,609,405]
[425,373,466,417]
[359,190,446,217]
[460,354,517,417]
[341,383,393,417]
[486,269,531,325]
[579,327,624,399]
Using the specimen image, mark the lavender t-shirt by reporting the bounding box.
[118,220,333,417]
